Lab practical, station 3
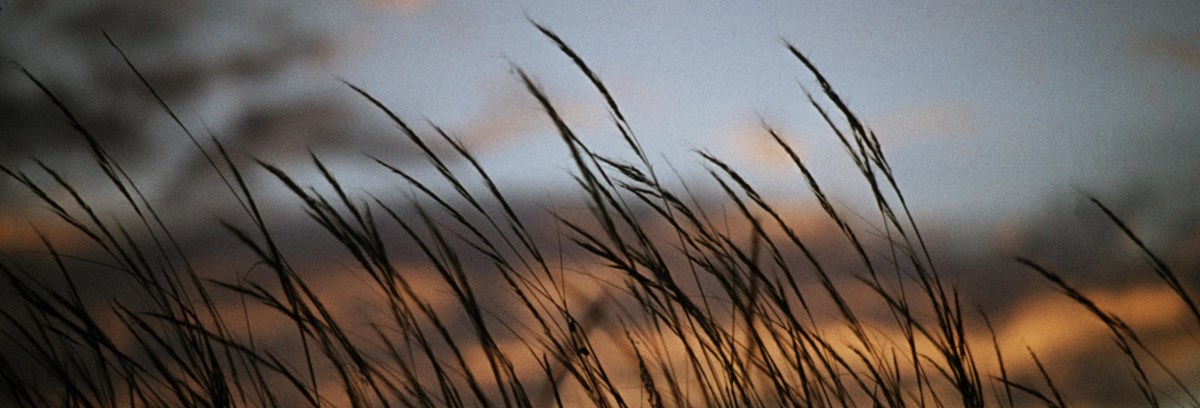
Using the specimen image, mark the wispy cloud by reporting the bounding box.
[460,79,603,154]
[725,119,809,169]
[364,0,434,14]
[873,100,976,145]
[1136,32,1200,72]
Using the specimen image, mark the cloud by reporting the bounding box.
[993,283,1200,406]
[0,0,446,219]
[4,161,1200,405]
[460,79,604,154]
[872,100,976,145]
[0,0,353,174]
[462,89,548,152]
[364,0,433,14]
[1136,32,1200,72]
[725,118,809,169]
[0,213,84,254]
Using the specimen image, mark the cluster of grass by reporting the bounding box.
[1,25,1196,407]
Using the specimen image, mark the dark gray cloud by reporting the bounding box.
[0,0,442,216]
[0,0,387,173]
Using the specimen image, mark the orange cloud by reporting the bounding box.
[727,120,809,169]
[991,283,1200,404]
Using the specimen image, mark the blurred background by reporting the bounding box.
[1,0,1199,404]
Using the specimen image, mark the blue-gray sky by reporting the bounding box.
[3,0,1197,225]
[328,0,1200,224]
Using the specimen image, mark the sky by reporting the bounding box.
[322,0,1200,223]
[3,0,1198,224]
[2,1,1200,405]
